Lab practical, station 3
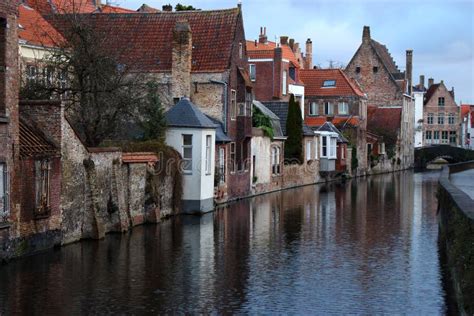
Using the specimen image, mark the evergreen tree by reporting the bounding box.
[284,94,303,163]
[139,81,167,142]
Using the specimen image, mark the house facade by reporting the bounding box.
[423,80,460,146]
[246,28,308,113]
[345,26,414,169]
[299,68,368,174]
[460,104,474,149]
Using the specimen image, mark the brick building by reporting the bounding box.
[299,68,368,174]
[345,26,414,169]
[49,6,253,202]
[423,80,460,146]
[246,28,309,108]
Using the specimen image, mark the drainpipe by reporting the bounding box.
[210,79,228,133]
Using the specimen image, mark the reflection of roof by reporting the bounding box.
[300,69,365,97]
[315,122,348,143]
[165,98,216,129]
[49,8,241,73]
[19,116,59,158]
[206,116,231,143]
[246,40,301,68]
[367,106,401,135]
[18,4,66,47]
[262,101,312,136]
[253,101,284,138]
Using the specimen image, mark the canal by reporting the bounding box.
[0,171,446,314]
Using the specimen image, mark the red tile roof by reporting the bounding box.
[367,106,401,135]
[460,104,470,118]
[49,8,241,73]
[122,152,159,164]
[246,40,301,67]
[299,69,365,97]
[98,5,136,13]
[305,116,360,127]
[136,4,160,13]
[19,4,66,47]
[25,0,97,14]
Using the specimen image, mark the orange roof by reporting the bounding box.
[99,5,135,13]
[122,152,159,164]
[18,4,65,47]
[300,69,365,97]
[26,0,97,14]
[461,104,471,118]
[246,40,301,67]
[305,116,360,127]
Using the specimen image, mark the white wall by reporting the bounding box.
[289,83,305,119]
[413,91,424,148]
[165,127,215,202]
[251,135,272,185]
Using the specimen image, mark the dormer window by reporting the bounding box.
[322,80,336,87]
[289,67,296,81]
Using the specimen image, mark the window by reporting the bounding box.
[427,113,434,125]
[230,142,236,173]
[239,42,243,59]
[205,135,212,175]
[355,66,361,74]
[58,70,68,97]
[218,147,226,184]
[426,131,432,140]
[448,113,455,125]
[306,141,312,161]
[379,143,386,155]
[309,102,318,116]
[438,112,444,125]
[449,131,457,144]
[43,67,54,88]
[438,97,445,106]
[26,65,37,86]
[271,146,280,175]
[0,163,7,222]
[442,131,448,144]
[249,64,256,81]
[230,89,237,119]
[289,67,296,81]
[321,136,327,157]
[434,131,440,143]
[373,66,378,73]
[182,135,193,174]
[245,92,252,117]
[338,102,349,115]
[322,80,336,87]
[341,145,345,159]
[282,70,287,95]
[35,160,51,216]
[324,102,334,115]
[330,138,337,158]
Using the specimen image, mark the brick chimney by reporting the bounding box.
[273,47,282,98]
[419,75,425,89]
[305,38,312,69]
[289,38,294,50]
[428,78,434,88]
[162,4,172,11]
[172,20,192,100]
[405,50,413,95]
[362,26,371,44]
[259,27,267,44]
[280,36,288,46]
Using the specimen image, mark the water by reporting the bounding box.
[0,171,446,314]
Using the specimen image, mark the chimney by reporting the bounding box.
[362,26,371,44]
[172,20,192,100]
[280,36,288,46]
[419,75,425,89]
[428,78,434,88]
[254,39,257,47]
[305,38,312,69]
[405,50,413,95]
[273,47,282,98]
[259,26,267,44]
[162,4,172,11]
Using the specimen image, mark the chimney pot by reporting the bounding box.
[259,26,267,44]
[428,78,434,88]
[419,75,425,89]
[280,36,288,45]
[305,38,313,69]
[363,26,371,43]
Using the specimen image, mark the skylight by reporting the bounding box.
[322,80,336,87]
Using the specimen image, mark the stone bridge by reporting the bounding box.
[414,145,474,169]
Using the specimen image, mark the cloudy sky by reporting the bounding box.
[116,0,473,103]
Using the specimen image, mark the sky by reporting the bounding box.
[114,0,474,103]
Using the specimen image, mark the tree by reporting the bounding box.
[20,13,165,147]
[175,3,197,11]
[284,94,303,162]
[139,81,167,142]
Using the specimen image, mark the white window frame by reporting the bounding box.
[230,89,237,120]
[338,102,349,115]
[309,102,318,116]
[0,163,8,222]
[182,134,193,174]
[321,136,328,158]
[230,142,236,173]
[306,141,312,161]
[218,147,226,184]
[324,102,334,115]
[330,138,337,159]
[271,146,281,175]
[314,139,318,160]
[427,113,434,125]
[282,70,287,95]
[341,145,345,159]
[205,135,212,175]
[249,64,256,81]
[448,113,455,125]
[438,113,444,125]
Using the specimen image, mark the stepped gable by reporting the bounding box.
[48,8,241,73]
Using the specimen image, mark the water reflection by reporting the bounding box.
[0,171,445,314]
